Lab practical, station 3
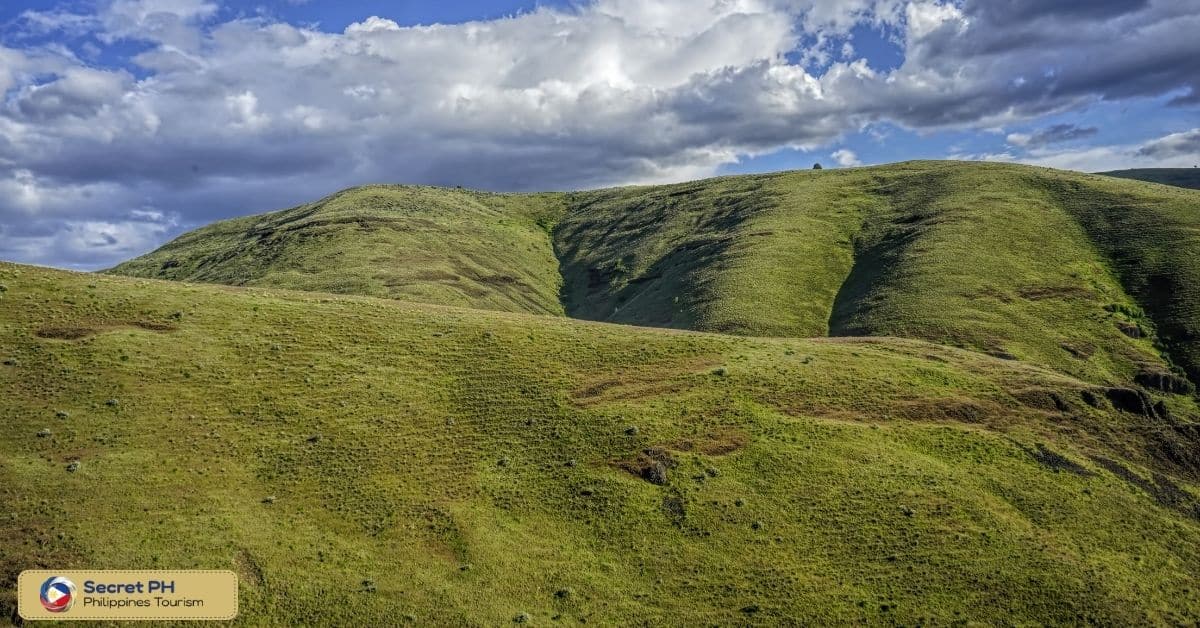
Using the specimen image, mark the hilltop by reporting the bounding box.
[111,161,1200,392]
[1100,168,1200,190]
[3,262,1200,624]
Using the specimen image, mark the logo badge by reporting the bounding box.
[39,576,76,613]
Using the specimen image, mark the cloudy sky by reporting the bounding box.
[1,0,1198,269]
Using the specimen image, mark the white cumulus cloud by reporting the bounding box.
[0,0,1197,268]
[832,149,862,166]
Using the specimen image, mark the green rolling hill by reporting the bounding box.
[2,262,1200,624]
[1100,168,1200,190]
[6,160,1199,624]
[111,162,1200,391]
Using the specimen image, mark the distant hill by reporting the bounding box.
[3,262,1200,624]
[107,186,568,316]
[1100,168,1200,190]
[110,161,1200,391]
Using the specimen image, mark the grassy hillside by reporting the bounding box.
[3,263,1200,624]
[1033,170,1200,387]
[557,162,1200,391]
[108,186,568,316]
[109,162,1200,391]
[555,170,875,337]
[1100,168,1200,190]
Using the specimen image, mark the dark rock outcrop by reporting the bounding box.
[1135,369,1194,395]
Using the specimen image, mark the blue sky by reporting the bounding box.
[0,0,1198,268]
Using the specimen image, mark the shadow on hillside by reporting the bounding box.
[828,172,949,336]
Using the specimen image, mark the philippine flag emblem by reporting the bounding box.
[39,576,76,613]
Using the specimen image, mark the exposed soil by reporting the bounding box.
[668,427,748,456]
[35,320,178,340]
[614,447,677,485]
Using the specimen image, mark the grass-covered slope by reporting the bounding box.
[823,163,1194,388]
[558,162,1200,390]
[108,186,568,316]
[554,171,875,337]
[1100,168,1200,190]
[109,162,1200,391]
[1032,170,1200,387]
[3,263,1200,624]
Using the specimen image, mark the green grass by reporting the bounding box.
[110,162,1200,392]
[3,263,1200,624]
[1100,168,1200,190]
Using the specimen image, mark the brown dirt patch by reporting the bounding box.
[36,321,177,340]
[133,321,178,332]
[476,274,521,286]
[58,448,99,463]
[669,427,749,456]
[1011,388,1073,413]
[570,357,721,407]
[36,327,97,340]
[891,398,994,423]
[1060,341,1095,360]
[234,549,264,587]
[613,447,677,485]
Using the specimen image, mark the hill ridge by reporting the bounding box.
[1099,168,1200,190]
